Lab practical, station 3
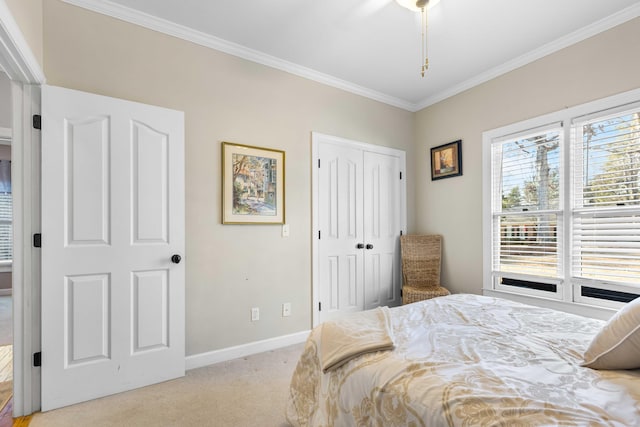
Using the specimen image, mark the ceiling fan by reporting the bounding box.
[349,0,438,21]
[396,0,430,11]
[395,0,438,77]
[351,0,438,77]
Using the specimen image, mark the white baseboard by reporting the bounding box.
[185,330,310,371]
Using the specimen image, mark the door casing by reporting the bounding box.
[311,132,407,326]
[0,2,46,416]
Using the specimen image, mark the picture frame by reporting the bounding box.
[222,142,285,224]
[431,140,462,180]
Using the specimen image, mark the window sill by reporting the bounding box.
[483,288,617,321]
[0,260,12,273]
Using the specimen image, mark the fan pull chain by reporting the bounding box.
[421,6,429,77]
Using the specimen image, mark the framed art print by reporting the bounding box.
[431,140,462,180]
[222,142,285,224]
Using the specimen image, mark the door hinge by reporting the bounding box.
[400,230,403,236]
[318,230,321,239]
[33,233,41,248]
[400,288,403,297]
[33,352,41,367]
[319,302,322,311]
[33,114,41,130]
[400,171,403,180]
[318,159,321,168]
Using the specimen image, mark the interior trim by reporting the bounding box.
[0,1,45,414]
[185,330,309,371]
[60,0,417,112]
[415,3,640,110]
[483,289,617,321]
[62,0,640,112]
[310,132,408,327]
[0,1,45,84]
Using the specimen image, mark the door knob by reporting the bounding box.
[366,244,374,250]
[171,254,182,264]
[356,243,365,249]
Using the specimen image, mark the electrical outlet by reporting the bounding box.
[251,307,259,321]
[282,302,291,317]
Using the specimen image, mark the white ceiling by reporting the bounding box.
[66,0,640,111]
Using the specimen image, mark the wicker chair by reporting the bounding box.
[400,234,451,304]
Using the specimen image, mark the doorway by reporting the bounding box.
[0,2,46,417]
[311,132,407,325]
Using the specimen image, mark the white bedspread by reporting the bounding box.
[286,294,640,426]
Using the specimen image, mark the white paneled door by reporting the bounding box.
[363,151,402,311]
[315,133,405,323]
[41,85,185,411]
[317,142,365,322]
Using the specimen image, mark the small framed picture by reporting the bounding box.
[431,140,462,180]
[222,142,285,224]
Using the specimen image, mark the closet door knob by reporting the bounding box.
[366,244,374,250]
[171,254,182,264]
[356,243,365,249]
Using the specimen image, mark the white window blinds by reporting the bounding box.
[0,192,11,262]
[485,90,640,308]
[572,107,640,288]
[0,159,11,262]
[491,126,563,281]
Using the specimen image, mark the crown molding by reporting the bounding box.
[60,0,639,114]
[414,3,640,111]
[0,0,45,84]
[61,0,418,111]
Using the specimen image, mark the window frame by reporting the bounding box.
[490,123,565,301]
[483,88,640,319]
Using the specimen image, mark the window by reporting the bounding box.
[484,89,640,311]
[491,126,562,283]
[0,160,10,266]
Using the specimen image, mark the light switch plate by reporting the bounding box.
[282,303,291,317]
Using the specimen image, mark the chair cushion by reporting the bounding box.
[402,286,450,304]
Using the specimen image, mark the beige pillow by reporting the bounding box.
[582,297,640,370]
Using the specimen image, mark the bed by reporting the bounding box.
[286,294,640,426]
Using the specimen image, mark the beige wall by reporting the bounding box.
[414,18,640,295]
[27,0,640,356]
[5,0,43,69]
[42,0,415,355]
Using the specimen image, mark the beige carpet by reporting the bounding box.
[30,343,304,427]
